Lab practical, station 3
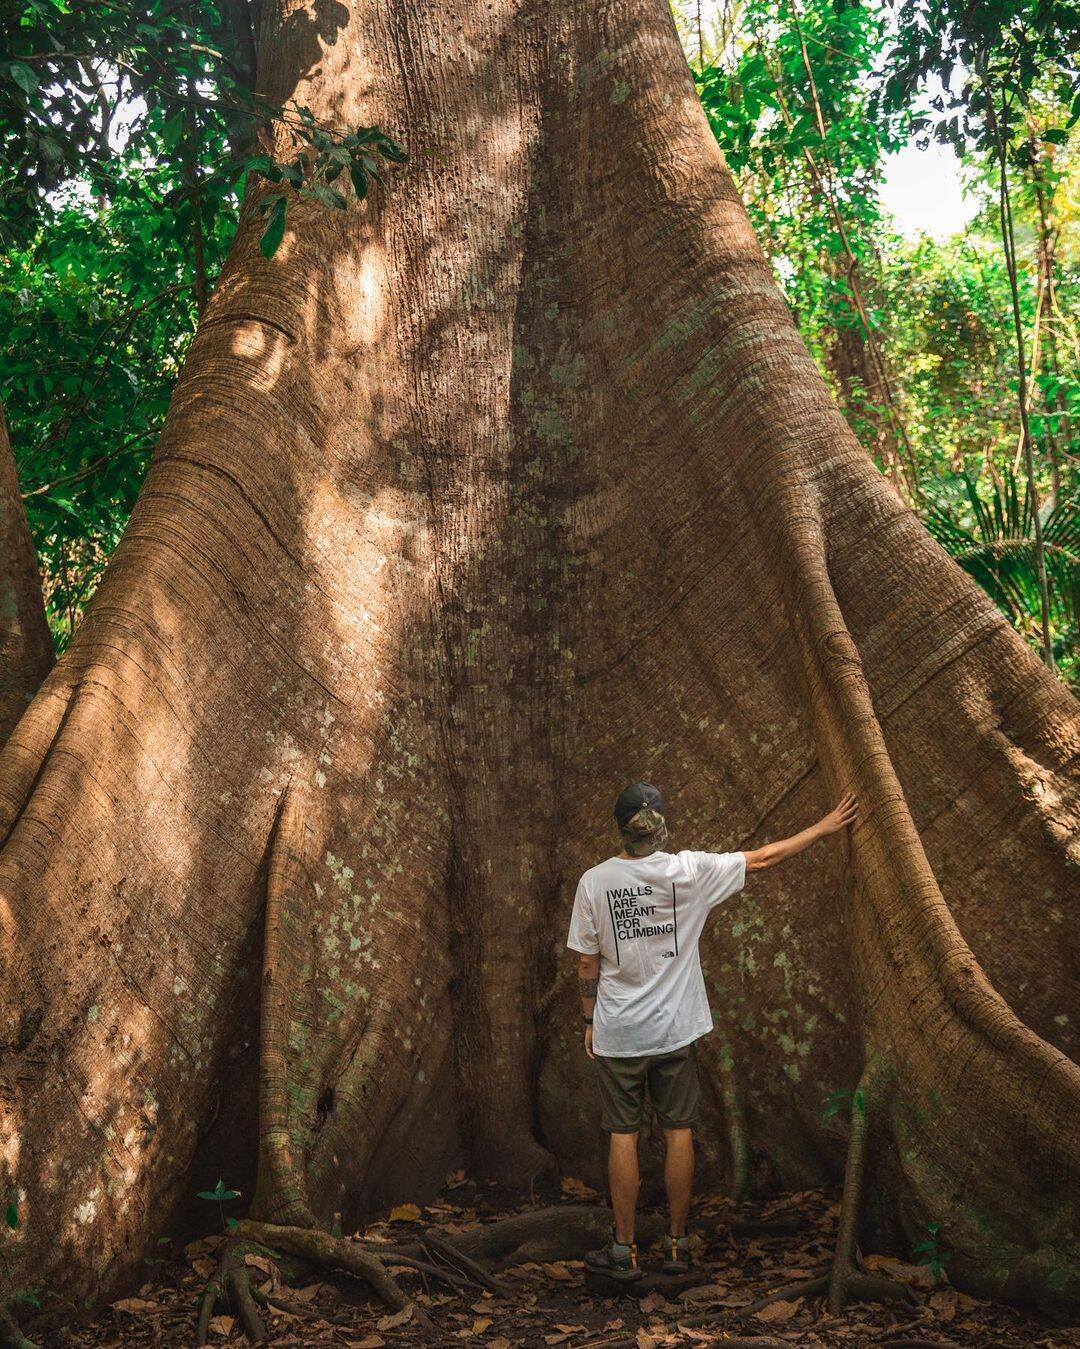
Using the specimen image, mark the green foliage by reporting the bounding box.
[0,0,405,643]
[927,471,1080,679]
[197,1178,240,1232]
[197,1179,240,1203]
[878,0,1080,163]
[251,119,407,258]
[688,0,1079,682]
[0,0,407,252]
[694,0,900,370]
[822,1088,853,1121]
[0,155,218,646]
[912,1220,950,1278]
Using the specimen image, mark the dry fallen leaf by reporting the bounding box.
[191,1257,217,1279]
[488,1340,511,1349]
[559,1175,597,1199]
[755,1297,802,1323]
[639,1291,670,1314]
[471,1316,493,1334]
[554,1326,586,1334]
[929,1288,958,1321]
[636,1330,657,1349]
[388,1202,423,1222]
[544,1335,569,1346]
[208,1314,235,1336]
[348,1337,384,1349]
[541,1261,573,1281]
[292,1282,324,1302]
[677,1282,729,1304]
[861,1254,937,1288]
[111,1297,164,1315]
[376,1305,414,1331]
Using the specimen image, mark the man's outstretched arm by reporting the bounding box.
[578,952,600,1059]
[743,792,858,872]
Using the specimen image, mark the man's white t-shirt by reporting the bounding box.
[566,850,746,1058]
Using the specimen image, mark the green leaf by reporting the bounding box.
[197,1178,241,1202]
[161,112,185,149]
[350,164,368,201]
[309,184,347,210]
[7,62,39,95]
[259,196,286,259]
[376,135,408,163]
[5,1203,18,1230]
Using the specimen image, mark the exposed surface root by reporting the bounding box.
[421,1225,512,1294]
[248,1286,354,1330]
[194,1240,267,1346]
[720,1068,750,1201]
[450,1203,663,1268]
[825,1058,915,1315]
[584,1267,706,1298]
[730,1267,914,1321]
[63,1181,1064,1346]
[251,780,324,1230]
[232,1220,418,1318]
[364,1247,472,1290]
[0,1309,35,1349]
[738,1272,829,1315]
[702,1060,915,1325]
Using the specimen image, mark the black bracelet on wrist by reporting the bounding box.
[583,1016,593,1025]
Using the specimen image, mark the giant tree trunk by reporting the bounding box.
[0,406,52,743]
[1,0,1078,1321]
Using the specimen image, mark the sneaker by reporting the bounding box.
[662,1233,693,1274]
[585,1235,644,1282]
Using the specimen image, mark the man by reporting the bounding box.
[567,781,858,1281]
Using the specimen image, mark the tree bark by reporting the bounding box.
[0,406,53,745]
[0,0,1078,1322]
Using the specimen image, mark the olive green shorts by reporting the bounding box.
[593,1041,700,1134]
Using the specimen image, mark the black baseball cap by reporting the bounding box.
[614,782,668,830]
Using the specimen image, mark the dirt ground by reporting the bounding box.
[30,1176,1080,1348]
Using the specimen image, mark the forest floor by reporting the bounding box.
[39,1176,1080,1349]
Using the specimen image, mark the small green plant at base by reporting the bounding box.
[1,1204,43,1317]
[822,1089,853,1121]
[197,1179,241,1232]
[912,1221,950,1278]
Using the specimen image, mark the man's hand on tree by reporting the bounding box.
[584,1024,595,1059]
[746,791,860,871]
[819,791,859,834]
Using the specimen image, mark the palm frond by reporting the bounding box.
[925,470,1080,635]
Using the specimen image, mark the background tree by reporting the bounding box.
[685,0,1080,682]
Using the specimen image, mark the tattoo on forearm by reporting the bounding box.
[579,977,599,997]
